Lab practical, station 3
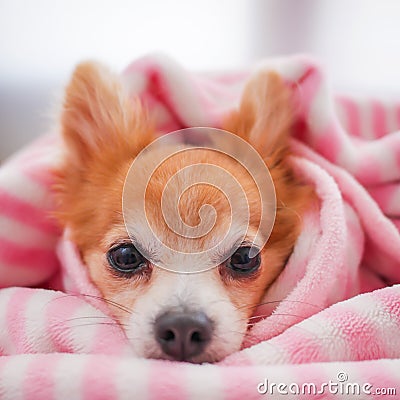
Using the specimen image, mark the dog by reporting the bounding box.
[54,62,313,363]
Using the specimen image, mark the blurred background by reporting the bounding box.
[1,0,400,161]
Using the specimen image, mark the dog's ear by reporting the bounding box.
[55,62,154,242]
[223,71,293,159]
[61,61,151,167]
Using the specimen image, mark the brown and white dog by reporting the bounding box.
[54,62,313,363]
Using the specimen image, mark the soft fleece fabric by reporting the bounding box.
[0,54,399,399]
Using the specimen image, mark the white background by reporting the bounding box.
[1,0,400,160]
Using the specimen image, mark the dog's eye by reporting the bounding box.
[107,244,147,274]
[226,246,261,273]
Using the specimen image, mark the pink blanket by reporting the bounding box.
[1,54,400,399]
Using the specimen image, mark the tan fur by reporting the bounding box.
[54,63,314,362]
[54,62,155,253]
[222,71,313,313]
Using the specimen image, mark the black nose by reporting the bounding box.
[154,311,213,361]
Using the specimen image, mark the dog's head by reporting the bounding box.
[55,62,311,363]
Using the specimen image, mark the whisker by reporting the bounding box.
[226,305,322,329]
[245,316,328,341]
[63,316,118,322]
[53,292,134,315]
[277,200,303,224]
[265,312,313,320]
[237,299,323,311]
[247,314,273,321]
[65,322,128,329]
[45,293,125,313]
[77,293,133,314]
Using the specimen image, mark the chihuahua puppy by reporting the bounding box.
[54,62,312,363]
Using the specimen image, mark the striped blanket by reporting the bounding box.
[0,54,400,399]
